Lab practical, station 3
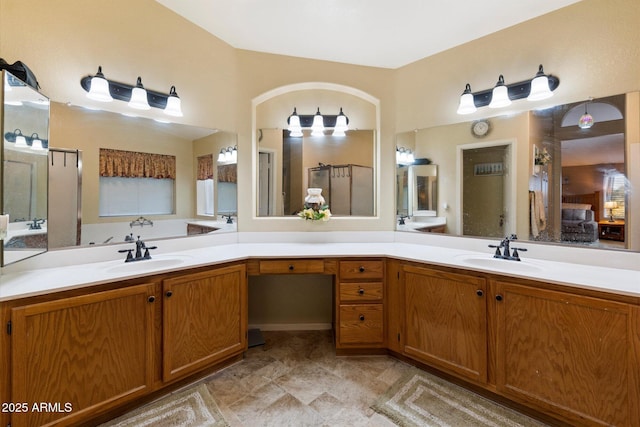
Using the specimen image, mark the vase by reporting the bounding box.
[305,188,325,210]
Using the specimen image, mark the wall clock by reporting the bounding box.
[471,119,491,138]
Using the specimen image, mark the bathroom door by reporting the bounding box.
[462,145,509,238]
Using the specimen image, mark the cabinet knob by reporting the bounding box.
[476,290,484,297]
[289,265,294,271]
[495,294,503,302]
[166,291,173,298]
[358,288,365,295]
[359,266,365,273]
[148,296,156,303]
[359,314,365,321]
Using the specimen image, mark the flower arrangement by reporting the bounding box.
[298,188,331,221]
[535,147,551,166]
[298,205,332,221]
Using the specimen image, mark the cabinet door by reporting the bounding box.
[163,264,247,382]
[11,284,156,427]
[495,281,640,426]
[404,265,487,383]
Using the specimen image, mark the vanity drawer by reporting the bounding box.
[339,260,384,280]
[259,259,325,274]
[339,304,384,344]
[339,282,383,302]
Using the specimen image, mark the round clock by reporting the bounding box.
[471,120,491,138]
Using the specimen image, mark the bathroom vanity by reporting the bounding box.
[1,237,638,427]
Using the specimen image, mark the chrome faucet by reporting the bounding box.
[118,236,157,262]
[489,234,527,261]
[398,215,410,225]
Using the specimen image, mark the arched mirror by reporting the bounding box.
[1,70,50,265]
[253,83,379,218]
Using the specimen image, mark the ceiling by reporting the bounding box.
[155,0,582,69]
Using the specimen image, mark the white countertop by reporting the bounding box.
[1,233,639,302]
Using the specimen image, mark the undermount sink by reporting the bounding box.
[105,254,194,274]
[455,254,543,273]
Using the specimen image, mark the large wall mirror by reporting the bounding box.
[1,71,50,265]
[396,91,639,252]
[254,84,379,217]
[48,102,237,249]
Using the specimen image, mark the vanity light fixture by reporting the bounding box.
[217,146,237,164]
[128,77,151,110]
[457,64,560,114]
[287,107,303,137]
[86,66,113,102]
[4,129,49,150]
[81,66,184,117]
[311,108,325,136]
[396,147,415,165]
[285,107,349,137]
[30,133,44,151]
[488,75,511,109]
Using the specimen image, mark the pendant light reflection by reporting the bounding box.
[578,101,594,129]
[217,146,237,164]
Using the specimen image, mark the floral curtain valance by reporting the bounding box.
[197,155,214,180]
[99,148,176,179]
[218,164,237,183]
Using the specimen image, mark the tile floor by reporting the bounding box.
[203,330,409,426]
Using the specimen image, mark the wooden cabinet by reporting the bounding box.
[403,265,487,383]
[336,259,385,349]
[494,280,640,426]
[598,220,625,241]
[10,284,156,427]
[163,264,247,382]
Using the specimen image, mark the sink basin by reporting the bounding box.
[105,254,194,274]
[455,255,543,274]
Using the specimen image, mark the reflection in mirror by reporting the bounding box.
[48,103,237,248]
[396,92,638,252]
[258,128,375,216]
[254,85,378,217]
[2,70,50,265]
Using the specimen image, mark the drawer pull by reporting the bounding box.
[359,266,365,273]
[359,314,365,321]
[166,291,173,298]
[496,294,503,302]
[148,296,156,303]
[288,265,294,271]
[476,290,483,297]
[358,288,365,295]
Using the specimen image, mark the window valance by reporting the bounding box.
[218,164,237,183]
[197,155,214,180]
[99,148,176,179]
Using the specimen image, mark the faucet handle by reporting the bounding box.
[118,248,134,262]
[143,245,157,259]
[488,244,502,258]
[511,247,527,261]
